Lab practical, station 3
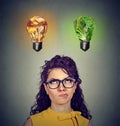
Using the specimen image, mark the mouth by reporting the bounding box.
[59,94,68,98]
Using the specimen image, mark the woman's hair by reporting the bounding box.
[30,55,92,120]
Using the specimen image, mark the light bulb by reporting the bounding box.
[74,16,95,51]
[27,16,47,51]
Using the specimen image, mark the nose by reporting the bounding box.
[58,83,65,91]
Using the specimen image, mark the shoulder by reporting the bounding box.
[74,111,93,126]
[31,109,49,119]
[23,118,32,126]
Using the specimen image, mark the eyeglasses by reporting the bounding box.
[46,77,76,89]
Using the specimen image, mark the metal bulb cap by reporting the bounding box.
[80,41,90,51]
[33,42,42,51]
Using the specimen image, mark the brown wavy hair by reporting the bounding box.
[30,55,92,120]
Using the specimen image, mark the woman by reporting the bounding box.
[24,55,93,126]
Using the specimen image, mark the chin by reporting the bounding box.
[57,100,70,105]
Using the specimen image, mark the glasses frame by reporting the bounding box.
[46,77,76,89]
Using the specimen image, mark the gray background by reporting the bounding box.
[0,0,120,126]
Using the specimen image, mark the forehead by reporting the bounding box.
[47,68,68,79]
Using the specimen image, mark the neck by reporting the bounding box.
[50,103,72,113]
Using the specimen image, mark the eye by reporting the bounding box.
[49,79,59,85]
[65,78,75,83]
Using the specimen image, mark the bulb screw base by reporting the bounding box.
[80,41,90,51]
[33,42,42,52]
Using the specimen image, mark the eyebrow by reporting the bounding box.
[46,76,70,82]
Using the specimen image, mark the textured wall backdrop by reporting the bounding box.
[0,0,119,126]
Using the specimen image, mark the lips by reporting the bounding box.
[59,94,68,98]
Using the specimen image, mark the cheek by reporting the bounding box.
[69,90,75,98]
[72,85,77,93]
[47,90,57,101]
[44,84,57,100]
[69,86,77,97]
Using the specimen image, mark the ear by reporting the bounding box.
[44,83,49,95]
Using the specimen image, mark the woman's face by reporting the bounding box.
[44,68,77,106]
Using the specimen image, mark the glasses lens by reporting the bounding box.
[63,78,75,88]
[46,78,76,89]
[47,79,59,89]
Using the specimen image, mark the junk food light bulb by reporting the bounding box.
[74,16,95,51]
[27,16,47,51]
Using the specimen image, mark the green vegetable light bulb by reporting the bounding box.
[74,16,95,51]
